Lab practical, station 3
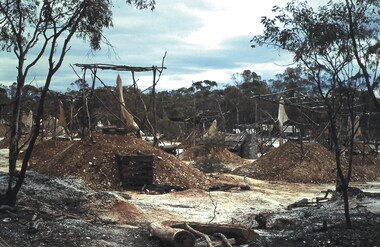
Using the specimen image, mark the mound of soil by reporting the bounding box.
[27,133,240,191]
[233,141,380,183]
[181,146,247,164]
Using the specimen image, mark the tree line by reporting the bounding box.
[1,65,379,145]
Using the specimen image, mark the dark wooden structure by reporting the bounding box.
[115,153,154,188]
[225,131,258,159]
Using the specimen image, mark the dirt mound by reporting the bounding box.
[28,133,240,191]
[212,148,248,163]
[233,141,380,183]
[181,146,247,164]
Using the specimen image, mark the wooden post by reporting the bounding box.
[86,67,97,141]
[149,222,196,247]
[132,71,138,113]
[152,67,158,146]
[81,69,87,139]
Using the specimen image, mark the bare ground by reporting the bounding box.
[1,171,380,246]
[0,134,380,246]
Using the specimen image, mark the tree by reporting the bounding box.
[239,70,269,95]
[189,80,218,96]
[222,85,243,128]
[0,0,156,207]
[271,66,315,97]
[189,80,218,115]
[21,84,40,113]
[252,0,379,228]
[344,0,380,111]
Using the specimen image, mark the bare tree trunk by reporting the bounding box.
[4,77,23,205]
[2,72,53,206]
[85,97,92,140]
[299,127,304,157]
[330,120,351,228]
[152,68,158,146]
[236,106,240,125]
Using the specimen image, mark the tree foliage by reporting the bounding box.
[0,0,156,206]
[251,0,380,228]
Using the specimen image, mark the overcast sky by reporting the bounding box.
[0,0,325,92]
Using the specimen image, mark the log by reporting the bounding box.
[208,184,250,191]
[167,222,259,241]
[149,222,196,247]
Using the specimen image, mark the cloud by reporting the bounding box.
[0,0,303,92]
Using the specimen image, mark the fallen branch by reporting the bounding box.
[196,238,236,247]
[0,205,16,214]
[184,223,213,247]
[27,214,42,234]
[213,233,232,247]
[316,189,334,203]
[208,191,217,224]
[0,235,10,247]
[287,198,309,209]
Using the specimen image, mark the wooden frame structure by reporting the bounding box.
[73,61,167,143]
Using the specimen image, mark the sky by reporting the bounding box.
[0,0,323,92]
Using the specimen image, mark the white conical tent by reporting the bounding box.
[58,100,67,128]
[348,115,362,140]
[278,96,289,126]
[278,96,289,146]
[116,74,141,132]
[205,119,218,138]
[21,110,33,132]
[353,115,362,139]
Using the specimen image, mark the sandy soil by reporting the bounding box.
[127,177,334,224]
[126,175,380,226]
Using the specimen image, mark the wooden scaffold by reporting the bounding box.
[73,54,166,144]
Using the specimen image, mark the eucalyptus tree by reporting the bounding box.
[222,85,243,129]
[0,0,156,206]
[189,80,218,116]
[226,70,262,124]
[252,0,379,228]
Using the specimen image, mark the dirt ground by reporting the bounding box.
[0,133,380,246]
